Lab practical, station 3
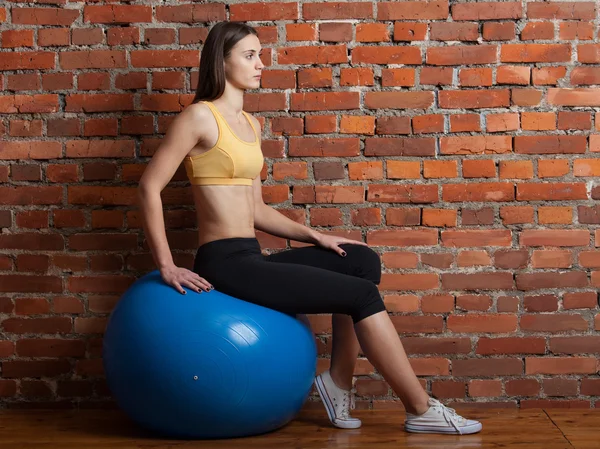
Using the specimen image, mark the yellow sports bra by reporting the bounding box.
[183,101,264,186]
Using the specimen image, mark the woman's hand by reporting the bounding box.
[160,265,213,295]
[314,233,370,257]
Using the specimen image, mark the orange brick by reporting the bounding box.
[532,67,567,85]
[348,161,383,180]
[521,112,556,131]
[272,162,308,180]
[499,160,533,179]
[462,160,496,178]
[356,23,390,42]
[538,159,569,178]
[384,294,420,313]
[286,23,317,41]
[457,250,492,267]
[382,251,419,269]
[497,66,530,85]
[500,206,534,224]
[592,135,600,152]
[487,113,519,132]
[393,22,427,41]
[422,209,457,227]
[412,114,444,134]
[381,68,415,87]
[340,115,375,134]
[450,114,481,132]
[532,250,572,269]
[351,208,381,226]
[423,160,458,178]
[538,207,572,224]
[574,159,600,177]
[459,68,493,87]
[340,68,374,86]
[512,88,543,106]
[560,22,594,41]
[305,115,336,134]
[387,161,420,179]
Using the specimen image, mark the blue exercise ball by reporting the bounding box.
[102,270,317,439]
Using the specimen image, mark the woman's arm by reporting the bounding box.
[246,114,322,244]
[251,176,321,244]
[138,104,212,293]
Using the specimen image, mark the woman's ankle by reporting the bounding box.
[329,368,353,391]
[406,396,431,415]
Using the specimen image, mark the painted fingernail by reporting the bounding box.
[341,252,347,257]
[182,290,187,295]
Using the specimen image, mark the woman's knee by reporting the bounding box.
[350,280,386,323]
[341,244,382,284]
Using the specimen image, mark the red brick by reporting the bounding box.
[520,230,589,247]
[453,359,522,376]
[452,2,522,20]
[477,337,546,355]
[303,2,372,20]
[421,294,454,313]
[534,67,568,85]
[531,250,572,269]
[526,357,596,375]
[380,274,439,291]
[378,2,448,20]
[381,251,419,269]
[448,314,517,333]
[441,273,514,291]
[456,294,492,311]
[469,380,502,398]
[517,272,588,291]
[441,136,511,154]
[442,230,511,247]
[368,185,438,203]
[517,183,587,201]
[505,379,540,396]
[520,314,589,332]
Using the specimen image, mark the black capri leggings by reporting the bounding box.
[193,237,386,324]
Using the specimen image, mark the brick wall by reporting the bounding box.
[1,1,599,409]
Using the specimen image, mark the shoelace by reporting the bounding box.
[435,402,463,435]
[339,389,355,419]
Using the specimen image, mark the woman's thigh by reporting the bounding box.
[204,254,379,318]
[265,243,381,284]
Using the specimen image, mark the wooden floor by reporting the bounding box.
[0,408,598,448]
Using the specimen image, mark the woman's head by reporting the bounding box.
[193,22,264,103]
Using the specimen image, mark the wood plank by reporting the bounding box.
[545,409,600,449]
[0,408,582,449]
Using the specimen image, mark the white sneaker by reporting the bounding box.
[404,398,482,435]
[314,370,362,429]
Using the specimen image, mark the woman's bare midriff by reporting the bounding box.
[191,184,257,248]
[186,104,259,248]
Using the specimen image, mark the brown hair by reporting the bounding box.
[192,22,258,103]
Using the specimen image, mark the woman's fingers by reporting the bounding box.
[163,268,213,295]
[182,276,213,293]
[172,281,186,295]
[193,274,213,290]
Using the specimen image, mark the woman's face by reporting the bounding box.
[224,34,264,90]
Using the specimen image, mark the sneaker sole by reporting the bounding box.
[404,422,482,435]
[314,375,362,429]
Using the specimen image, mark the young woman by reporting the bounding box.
[138,21,482,435]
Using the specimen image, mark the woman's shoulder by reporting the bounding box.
[183,101,213,121]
